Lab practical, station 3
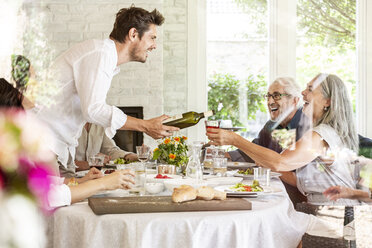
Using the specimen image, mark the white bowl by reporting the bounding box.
[145,183,164,194]
[163,179,208,192]
[146,174,182,183]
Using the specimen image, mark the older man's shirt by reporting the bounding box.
[75,124,133,162]
[229,108,309,162]
[31,39,127,166]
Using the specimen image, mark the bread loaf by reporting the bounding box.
[213,189,227,200]
[196,186,215,200]
[172,185,226,203]
[172,185,197,203]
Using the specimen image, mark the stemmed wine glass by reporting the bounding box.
[135,146,151,195]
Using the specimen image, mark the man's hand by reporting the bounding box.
[121,115,179,140]
[205,128,236,146]
[124,153,138,161]
[97,153,110,164]
[144,115,179,139]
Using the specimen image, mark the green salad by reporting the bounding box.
[113,158,134,164]
[238,168,254,175]
[230,180,263,192]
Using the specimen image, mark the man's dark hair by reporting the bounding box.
[110,5,164,42]
[0,78,24,109]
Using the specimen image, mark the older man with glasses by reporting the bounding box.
[228,77,310,205]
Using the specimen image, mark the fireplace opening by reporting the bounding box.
[113,107,144,153]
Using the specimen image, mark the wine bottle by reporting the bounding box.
[163,110,214,129]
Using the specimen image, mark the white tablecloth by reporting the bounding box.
[46,179,311,248]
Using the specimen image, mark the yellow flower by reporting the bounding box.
[154,148,159,152]
[182,136,187,140]
[169,153,176,160]
[174,137,180,142]
[164,138,171,144]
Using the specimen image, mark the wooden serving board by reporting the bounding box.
[88,196,251,215]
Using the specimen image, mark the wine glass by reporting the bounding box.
[135,146,151,195]
[136,146,151,163]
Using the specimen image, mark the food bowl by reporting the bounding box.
[163,179,208,192]
[145,183,164,194]
[146,174,182,183]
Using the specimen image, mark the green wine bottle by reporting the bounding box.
[163,110,214,129]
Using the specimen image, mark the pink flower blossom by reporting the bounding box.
[26,161,54,212]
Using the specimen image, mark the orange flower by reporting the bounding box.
[164,138,171,144]
[174,137,180,142]
[182,136,187,140]
[169,153,176,160]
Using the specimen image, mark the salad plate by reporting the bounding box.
[214,184,282,195]
[227,162,255,169]
[203,176,243,187]
[233,172,282,179]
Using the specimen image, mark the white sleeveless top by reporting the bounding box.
[296,124,359,205]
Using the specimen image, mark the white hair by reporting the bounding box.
[315,73,359,153]
[270,77,302,107]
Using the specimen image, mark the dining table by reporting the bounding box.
[46,177,311,248]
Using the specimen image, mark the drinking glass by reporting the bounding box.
[88,155,104,170]
[203,146,217,170]
[254,167,271,186]
[212,157,227,177]
[136,146,151,163]
[205,120,220,130]
[132,146,151,195]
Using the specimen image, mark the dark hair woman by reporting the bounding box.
[0,78,24,109]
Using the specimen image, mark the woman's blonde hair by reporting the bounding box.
[315,73,359,153]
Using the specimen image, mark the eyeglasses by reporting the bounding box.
[264,92,291,101]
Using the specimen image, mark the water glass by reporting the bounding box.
[203,146,217,170]
[212,157,227,177]
[253,167,271,186]
[88,155,104,170]
[213,148,226,158]
[127,163,146,195]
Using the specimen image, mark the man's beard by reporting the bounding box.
[129,45,146,63]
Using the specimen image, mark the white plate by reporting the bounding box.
[75,170,89,178]
[203,176,243,187]
[163,179,208,192]
[233,172,282,179]
[227,162,255,169]
[146,174,182,183]
[214,185,282,195]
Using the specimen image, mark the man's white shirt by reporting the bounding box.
[31,39,127,166]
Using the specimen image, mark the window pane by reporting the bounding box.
[296,0,356,111]
[207,0,268,139]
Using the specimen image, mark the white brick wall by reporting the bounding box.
[19,0,189,147]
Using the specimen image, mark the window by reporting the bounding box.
[206,0,268,139]
[296,0,356,111]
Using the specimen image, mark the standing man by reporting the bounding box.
[32,6,178,176]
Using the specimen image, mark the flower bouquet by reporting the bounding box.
[0,109,56,247]
[152,136,189,170]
